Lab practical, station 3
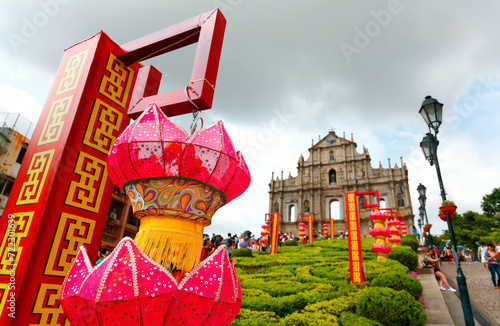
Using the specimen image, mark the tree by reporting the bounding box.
[438,211,500,251]
[482,187,500,216]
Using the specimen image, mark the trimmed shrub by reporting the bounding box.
[387,246,418,271]
[356,287,427,326]
[371,272,423,300]
[303,291,362,316]
[339,312,382,326]
[282,311,339,326]
[400,235,420,252]
[230,308,279,326]
[282,240,299,246]
[231,248,252,258]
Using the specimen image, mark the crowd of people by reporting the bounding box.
[423,241,500,293]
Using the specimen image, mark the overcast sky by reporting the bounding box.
[1,0,499,239]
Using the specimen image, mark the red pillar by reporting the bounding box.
[0,32,141,325]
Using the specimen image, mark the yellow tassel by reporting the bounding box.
[134,216,204,274]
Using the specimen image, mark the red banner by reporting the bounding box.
[0,33,141,325]
[345,192,364,283]
[330,218,334,240]
[270,213,280,254]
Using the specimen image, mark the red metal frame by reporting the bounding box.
[118,9,226,119]
[356,191,380,209]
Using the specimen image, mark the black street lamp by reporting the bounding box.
[417,217,423,245]
[418,95,474,325]
[417,183,432,245]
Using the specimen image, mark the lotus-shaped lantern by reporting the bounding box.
[106,103,250,273]
[372,243,392,256]
[369,227,391,238]
[369,210,388,224]
[60,238,241,326]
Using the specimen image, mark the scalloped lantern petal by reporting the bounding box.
[60,238,241,326]
[107,103,251,206]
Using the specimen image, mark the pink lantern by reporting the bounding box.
[105,103,250,273]
[60,238,241,325]
[371,243,392,258]
[369,209,391,262]
[260,224,270,248]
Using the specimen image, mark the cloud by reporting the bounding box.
[1,0,499,238]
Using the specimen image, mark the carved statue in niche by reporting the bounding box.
[398,195,404,207]
[305,201,310,213]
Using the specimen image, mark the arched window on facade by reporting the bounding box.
[379,198,387,209]
[274,202,279,212]
[398,194,405,207]
[290,205,297,222]
[329,169,336,184]
[330,200,341,220]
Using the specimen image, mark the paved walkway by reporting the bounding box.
[417,249,487,326]
[439,261,500,326]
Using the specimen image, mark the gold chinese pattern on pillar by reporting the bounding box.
[346,192,364,283]
[0,212,34,275]
[98,54,134,107]
[31,284,70,326]
[16,150,54,205]
[44,213,96,277]
[37,97,73,146]
[64,153,108,213]
[83,99,123,154]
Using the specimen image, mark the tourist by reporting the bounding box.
[233,233,239,249]
[200,238,212,261]
[463,245,472,265]
[423,248,457,292]
[251,239,261,252]
[240,237,250,249]
[485,243,500,292]
[222,233,234,255]
[479,243,489,270]
[496,240,500,255]
[443,247,453,264]
[433,245,442,266]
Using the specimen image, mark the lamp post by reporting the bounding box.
[417,217,423,245]
[418,95,474,325]
[417,183,432,246]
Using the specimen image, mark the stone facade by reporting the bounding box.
[268,131,414,237]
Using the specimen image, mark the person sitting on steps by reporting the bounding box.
[424,248,457,292]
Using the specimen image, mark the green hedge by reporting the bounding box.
[387,246,419,271]
[339,312,382,326]
[282,240,299,246]
[356,287,427,326]
[231,248,252,258]
[371,272,423,300]
[400,236,420,252]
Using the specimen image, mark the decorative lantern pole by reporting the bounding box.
[380,208,401,247]
[323,218,329,239]
[369,209,391,262]
[300,214,313,244]
[260,224,270,252]
[298,222,307,244]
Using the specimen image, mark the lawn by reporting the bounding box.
[229,238,426,326]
